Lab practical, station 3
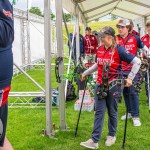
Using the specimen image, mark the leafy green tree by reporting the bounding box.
[64,13,72,22]
[111,14,118,20]
[29,7,43,17]
[95,18,99,22]
[51,12,55,21]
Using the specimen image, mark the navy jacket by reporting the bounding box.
[0,0,14,89]
[68,33,84,59]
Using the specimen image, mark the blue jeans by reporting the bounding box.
[123,86,139,117]
[91,84,119,143]
[123,72,139,118]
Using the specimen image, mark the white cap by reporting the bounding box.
[117,19,130,26]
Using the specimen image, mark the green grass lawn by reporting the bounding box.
[7,67,150,150]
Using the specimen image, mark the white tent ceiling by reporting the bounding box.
[62,0,150,23]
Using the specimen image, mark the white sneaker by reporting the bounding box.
[132,117,141,126]
[80,139,99,149]
[105,136,116,147]
[121,113,132,120]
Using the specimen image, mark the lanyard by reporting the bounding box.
[121,34,132,47]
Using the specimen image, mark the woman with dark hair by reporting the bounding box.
[80,26,141,149]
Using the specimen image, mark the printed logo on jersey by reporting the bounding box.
[125,44,135,52]
[97,58,114,65]
[97,50,104,54]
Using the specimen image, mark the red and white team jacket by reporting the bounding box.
[84,34,98,54]
[96,45,135,84]
[141,34,150,49]
[116,34,144,71]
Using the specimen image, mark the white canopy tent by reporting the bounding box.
[44,0,150,137]
[62,0,150,23]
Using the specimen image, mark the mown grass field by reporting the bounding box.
[7,68,150,150]
[6,21,150,150]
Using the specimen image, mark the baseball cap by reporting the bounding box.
[117,19,130,26]
[98,26,115,37]
[85,27,92,31]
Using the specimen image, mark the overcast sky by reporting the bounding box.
[13,0,55,12]
[13,0,110,21]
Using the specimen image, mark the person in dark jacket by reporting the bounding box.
[68,30,85,92]
[68,29,84,61]
[0,1,14,149]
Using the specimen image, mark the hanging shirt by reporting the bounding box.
[116,33,144,71]
[84,34,98,54]
[141,34,150,48]
[0,0,14,90]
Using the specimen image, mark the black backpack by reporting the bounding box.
[66,81,76,101]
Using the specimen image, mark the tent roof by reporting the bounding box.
[62,0,150,22]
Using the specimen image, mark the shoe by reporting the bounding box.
[132,117,141,126]
[80,139,99,149]
[121,113,132,120]
[105,136,116,147]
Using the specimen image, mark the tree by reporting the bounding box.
[95,18,99,22]
[63,13,72,22]
[111,14,118,20]
[51,12,55,21]
[29,7,43,17]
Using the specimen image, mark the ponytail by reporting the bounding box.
[111,35,117,53]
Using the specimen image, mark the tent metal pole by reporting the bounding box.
[55,0,66,130]
[44,0,53,137]
[75,4,80,64]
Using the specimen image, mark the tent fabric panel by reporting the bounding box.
[85,1,118,19]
